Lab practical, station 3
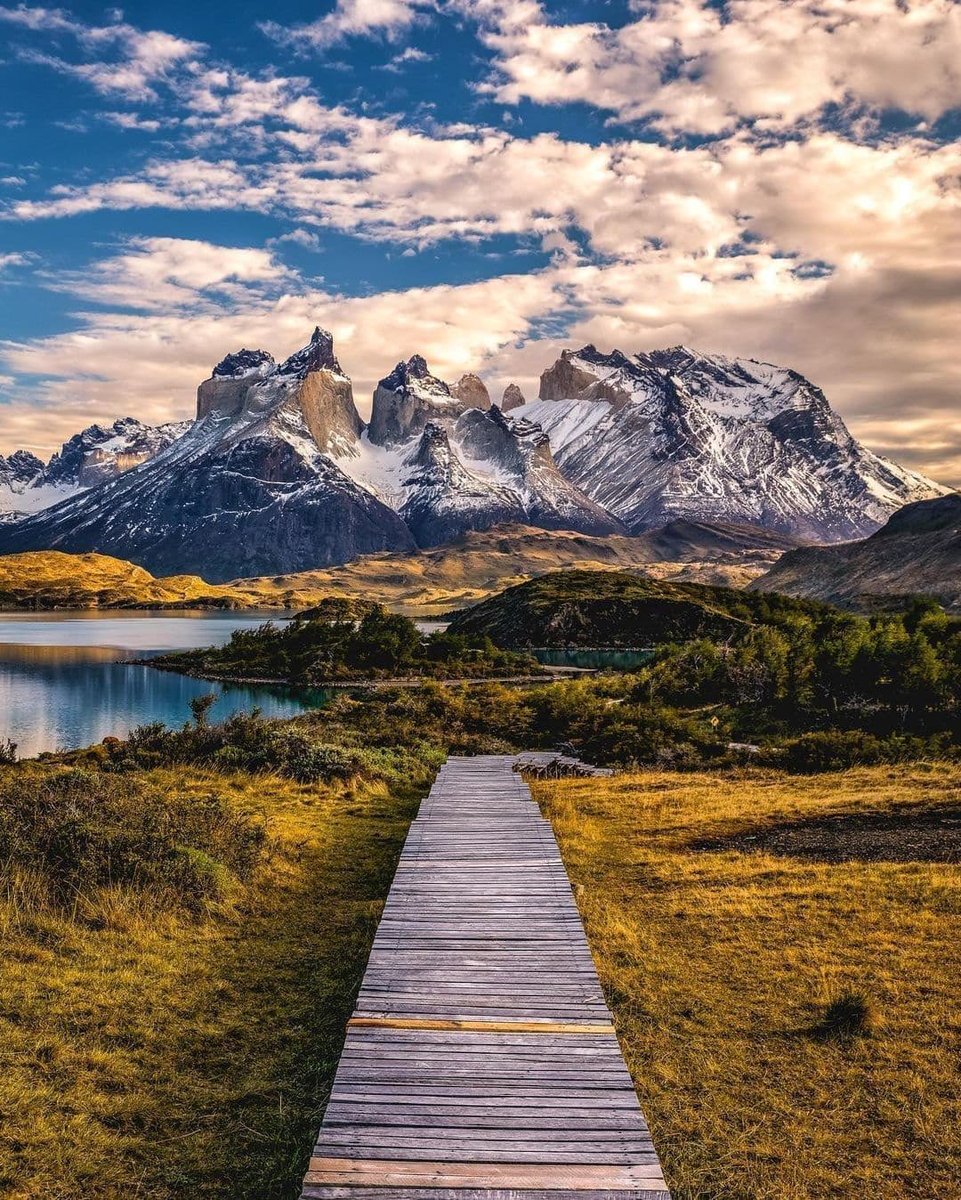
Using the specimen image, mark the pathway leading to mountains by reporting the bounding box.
[301,754,671,1200]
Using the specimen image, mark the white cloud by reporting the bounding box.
[2,5,204,100]
[260,0,427,52]
[464,0,961,134]
[101,111,165,131]
[381,45,433,71]
[0,251,29,271]
[0,5,76,33]
[46,237,287,310]
[269,228,323,250]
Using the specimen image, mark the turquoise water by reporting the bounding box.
[0,613,327,759]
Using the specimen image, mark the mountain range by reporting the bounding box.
[0,328,947,581]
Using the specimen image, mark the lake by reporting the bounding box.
[0,614,656,758]
[0,613,328,759]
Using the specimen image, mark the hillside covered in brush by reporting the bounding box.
[447,569,826,647]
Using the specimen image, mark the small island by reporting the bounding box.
[146,599,544,686]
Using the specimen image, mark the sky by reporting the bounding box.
[0,0,959,485]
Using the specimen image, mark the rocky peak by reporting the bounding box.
[452,373,491,411]
[381,354,450,397]
[405,421,456,471]
[212,348,275,379]
[456,407,550,478]
[278,327,342,378]
[0,449,44,486]
[501,383,526,411]
[368,355,471,447]
[539,346,638,408]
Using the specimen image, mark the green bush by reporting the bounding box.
[0,768,266,913]
[763,730,954,773]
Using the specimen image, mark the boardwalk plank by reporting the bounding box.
[300,755,670,1200]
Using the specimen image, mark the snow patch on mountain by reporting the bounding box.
[517,345,948,541]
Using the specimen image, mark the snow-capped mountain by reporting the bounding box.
[514,345,947,541]
[0,329,415,580]
[337,355,623,545]
[366,355,490,446]
[0,417,189,520]
[0,333,948,578]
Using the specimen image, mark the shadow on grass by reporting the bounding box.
[690,804,961,864]
[141,790,419,1199]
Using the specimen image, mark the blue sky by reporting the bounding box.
[1,0,960,484]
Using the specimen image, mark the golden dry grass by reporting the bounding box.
[0,528,773,613]
[536,764,961,1200]
[0,767,417,1199]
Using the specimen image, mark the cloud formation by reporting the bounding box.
[0,2,959,486]
[465,0,961,133]
[260,0,428,51]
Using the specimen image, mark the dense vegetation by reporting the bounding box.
[280,594,961,773]
[448,568,833,646]
[150,603,539,683]
[128,586,961,776]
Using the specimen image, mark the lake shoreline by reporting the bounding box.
[135,659,593,688]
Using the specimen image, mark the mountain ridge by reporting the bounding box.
[752,492,961,612]
[0,331,947,578]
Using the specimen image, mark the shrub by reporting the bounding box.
[0,768,266,915]
[765,730,954,773]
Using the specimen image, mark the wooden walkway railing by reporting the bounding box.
[301,754,671,1199]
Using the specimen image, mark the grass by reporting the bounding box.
[536,762,961,1200]
[0,764,418,1199]
[0,527,774,613]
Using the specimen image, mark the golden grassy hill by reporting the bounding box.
[0,526,778,612]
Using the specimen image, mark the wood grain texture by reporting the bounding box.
[300,755,671,1199]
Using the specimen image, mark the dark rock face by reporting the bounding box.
[212,348,275,378]
[278,326,342,378]
[878,492,961,537]
[368,355,461,447]
[0,450,44,486]
[0,431,415,581]
[43,418,190,488]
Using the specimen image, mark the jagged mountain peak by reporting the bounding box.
[452,373,491,411]
[278,326,343,378]
[502,383,527,411]
[212,348,275,379]
[380,354,450,396]
[369,355,475,447]
[523,343,949,541]
[1,449,44,481]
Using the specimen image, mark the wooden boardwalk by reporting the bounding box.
[301,755,671,1199]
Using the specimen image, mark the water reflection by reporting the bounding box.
[0,614,326,759]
